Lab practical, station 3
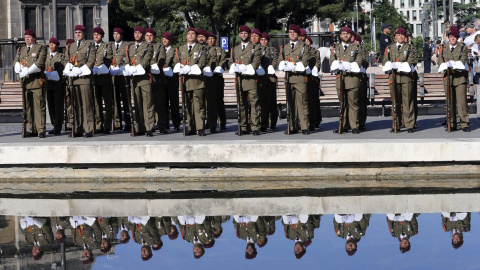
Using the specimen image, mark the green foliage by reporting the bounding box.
[412,36,424,58]
[454,2,480,22]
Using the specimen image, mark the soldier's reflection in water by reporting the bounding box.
[128,216,160,261]
[98,217,118,253]
[386,213,420,253]
[118,216,131,244]
[233,215,267,259]
[333,214,371,256]
[51,216,71,246]
[282,214,321,259]
[441,212,471,249]
[20,216,53,261]
[177,215,214,259]
[70,216,100,264]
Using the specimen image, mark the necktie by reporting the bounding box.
[451,47,455,53]
[27,46,31,53]
[50,54,53,59]
[188,45,192,53]
[77,41,81,48]
[398,45,401,50]
[135,44,139,50]
[95,44,99,51]
[344,45,347,51]
[116,44,119,51]
[291,43,295,50]
[242,45,245,51]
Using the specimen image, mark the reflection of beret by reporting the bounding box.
[100,247,110,253]
[141,254,152,261]
[394,27,406,35]
[295,248,306,259]
[196,29,209,37]
[93,27,104,35]
[168,230,179,240]
[208,32,217,39]
[152,244,162,251]
[306,36,313,44]
[74,25,85,32]
[448,26,460,38]
[187,27,197,33]
[347,249,357,256]
[204,239,215,248]
[24,29,36,38]
[49,37,60,45]
[66,39,75,46]
[113,28,124,35]
[257,238,267,248]
[289,24,301,34]
[341,27,354,35]
[145,28,156,36]
[134,26,145,34]
[261,32,270,41]
[239,25,251,33]
[300,28,307,36]
[162,32,173,40]
[251,29,262,36]
[245,252,257,259]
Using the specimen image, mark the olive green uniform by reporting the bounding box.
[282,215,315,242]
[63,39,96,135]
[126,42,155,133]
[358,45,369,129]
[442,212,471,233]
[307,47,322,129]
[164,46,181,129]
[330,42,364,130]
[98,217,119,240]
[256,44,270,130]
[111,41,131,130]
[72,218,102,249]
[14,43,47,134]
[264,47,280,129]
[180,220,214,244]
[173,43,209,132]
[228,42,262,132]
[383,43,418,130]
[438,43,470,129]
[21,217,54,246]
[282,40,312,131]
[204,45,218,130]
[233,216,266,242]
[211,46,228,128]
[45,51,65,133]
[387,214,419,240]
[150,42,167,131]
[131,218,161,245]
[93,41,113,132]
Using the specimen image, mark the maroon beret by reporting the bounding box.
[306,36,313,44]
[196,29,209,38]
[208,32,217,39]
[134,26,145,34]
[74,25,85,32]
[299,28,307,36]
[93,27,104,35]
[449,26,460,38]
[289,24,301,34]
[251,29,262,36]
[49,37,60,45]
[152,244,162,251]
[406,33,411,38]
[24,29,36,38]
[204,239,215,248]
[66,39,75,46]
[295,248,306,259]
[145,28,156,36]
[239,25,251,33]
[162,32,173,40]
[56,237,65,245]
[394,27,406,35]
[340,26,354,35]
[355,33,362,42]
[113,27,124,35]
[261,32,270,41]
[141,254,152,261]
[187,27,197,34]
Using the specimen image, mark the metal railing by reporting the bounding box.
[0,39,26,82]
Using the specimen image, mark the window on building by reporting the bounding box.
[472,0,476,3]
[410,0,415,7]
[401,0,405,7]
[413,10,417,20]
[416,24,422,35]
[410,24,414,33]
[82,7,94,39]
[25,7,36,32]
[461,0,465,4]
[57,7,66,40]
[407,11,410,20]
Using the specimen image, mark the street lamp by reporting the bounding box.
[325,18,331,32]
[94,17,101,27]
[146,17,153,28]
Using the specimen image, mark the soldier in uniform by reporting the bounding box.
[118,216,132,244]
[70,216,102,261]
[45,37,64,135]
[442,212,470,249]
[233,215,267,259]
[110,28,132,132]
[282,215,316,259]
[330,27,364,133]
[438,26,470,132]
[279,24,312,134]
[207,32,228,130]
[386,213,419,253]
[145,28,169,134]
[197,29,217,133]
[174,28,210,136]
[177,215,214,259]
[228,25,262,135]
[51,216,71,244]
[383,27,418,133]
[20,216,53,260]
[333,214,371,256]
[13,29,47,138]
[162,32,181,131]
[124,26,155,136]
[63,25,96,137]
[260,33,280,129]
[354,33,369,131]
[305,35,322,131]
[250,28,269,132]
[379,23,392,63]
[128,216,162,254]
[64,38,75,131]
[92,27,113,134]
[97,217,118,253]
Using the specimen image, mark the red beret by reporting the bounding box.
[74,25,85,32]
[449,26,460,38]
[306,36,313,44]
[113,27,124,35]
[24,29,36,38]
[300,28,307,36]
[162,32,173,40]
[394,27,406,35]
[196,29,209,38]
[66,39,75,46]
[261,32,270,41]
[340,27,354,35]
[187,27,197,34]
[251,29,261,36]
[56,237,65,245]
[208,32,217,39]
[134,26,145,34]
[93,27,104,35]
[239,25,251,33]
[289,24,301,34]
[49,37,60,45]
[145,28,156,36]
[406,33,411,38]
[295,248,306,259]
[355,33,362,42]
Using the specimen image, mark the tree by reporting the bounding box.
[453,2,480,22]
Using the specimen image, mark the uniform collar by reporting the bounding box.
[95,41,103,46]
[341,42,350,47]
[290,40,298,47]
[115,41,123,47]
[449,43,457,50]
[396,42,405,48]
[187,43,196,49]
[241,41,250,47]
[165,46,171,52]
[50,51,57,57]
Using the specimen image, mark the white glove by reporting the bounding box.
[349,62,360,73]
[287,62,296,71]
[27,64,41,75]
[229,64,237,74]
[453,61,465,70]
[163,67,174,77]
[267,65,275,75]
[391,62,398,70]
[239,64,247,72]
[173,63,182,73]
[45,70,60,81]
[128,65,137,74]
[305,66,312,75]
[123,64,132,76]
[214,66,224,74]
[63,63,74,76]
[79,65,91,76]
[14,62,22,73]
[182,65,191,74]
[19,67,28,78]
[342,61,351,71]
[447,61,453,68]
[96,64,109,75]
[234,65,242,73]
[109,66,119,75]
[202,66,213,77]
[278,61,286,71]
[242,64,256,75]
[256,66,265,76]
[312,66,319,77]
[382,61,393,72]
[295,62,306,72]
[135,64,145,75]
[71,67,82,76]
[330,60,340,71]
[189,64,202,75]
[398,62,411,73]
[150,63,161,75]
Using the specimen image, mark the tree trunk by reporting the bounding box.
[184,12,195,28]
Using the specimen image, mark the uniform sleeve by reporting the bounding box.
[460,45,468,64]
[55,53,65,75]
[86,44,96,70]
[251,45,262,69]
[301,44,312,67]
[407,45,418,66]
[438,45,445,65]
[142,44,153,69]
[172,48,179,66]
[227,48,234,67]
[271,47,280,68]
[197,46,208,70]
[315,50,322,69]
[218,48,228,69]
[35,45,47,70]
[13,47,21,67]
[354,45,363,66]
[383,46,389,65]
[329,46,335,66]
[157,45,166,67]
[207,47,216,67]
[105,44,114,67]
[62,45,71,66]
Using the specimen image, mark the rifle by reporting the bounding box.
[68,77,75,137]
[16,47,27,138]
[391,70,399,133]
[175,48,187,136]
[125,45,136,137]
[284,71,292,135]
[234,67,242,136]
[337,71,345,134]
[445,67,452,132]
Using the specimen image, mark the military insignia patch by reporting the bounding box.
[385,39,388,42]
[351,51,354,56]
[193,52,198,59]
[404,51,407,55]
[32,53,37,57]
[296,56,300,59]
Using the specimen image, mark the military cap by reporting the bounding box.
[66,39,75,46]
[406,33,411,38]
[100,246,110,253]
[295,248,306,259]
[74,25,86,32]
[142,253,153,261]
[289,24,301,34]
[93,27,105,35]
[49,37,60,45]
[448,26,460,38]
[196,29,208,37]
[208,32,217,39]
[134,26,145,34]
[347,249,357,256]
[152,243,162,250]
[113,27,124,35]
[355,33,362,42]
[162,32,173,40]
[245,252,257,259]
[204,239,215,248]
[394,27,406,35]
[251,29,262,36]
[400,245,411,253]
[24,29,36,38]
[187,27,197,33]
[381,23,393,30]
[306,36,313,44]
[340,26,354,35]
[33,250,44,261]
[56,237,65,245]
[145,28,156,36]
[239,25,251,33]
[299,28,307,36]
[257,238,267,248]
[261,32,270,41]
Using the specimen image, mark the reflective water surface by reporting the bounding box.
[2,197,480,269]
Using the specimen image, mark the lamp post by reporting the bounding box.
[95,17,101,27]
[146,17,153,28]
[280,17,288,45]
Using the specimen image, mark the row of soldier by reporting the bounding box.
[19,212,470,263]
